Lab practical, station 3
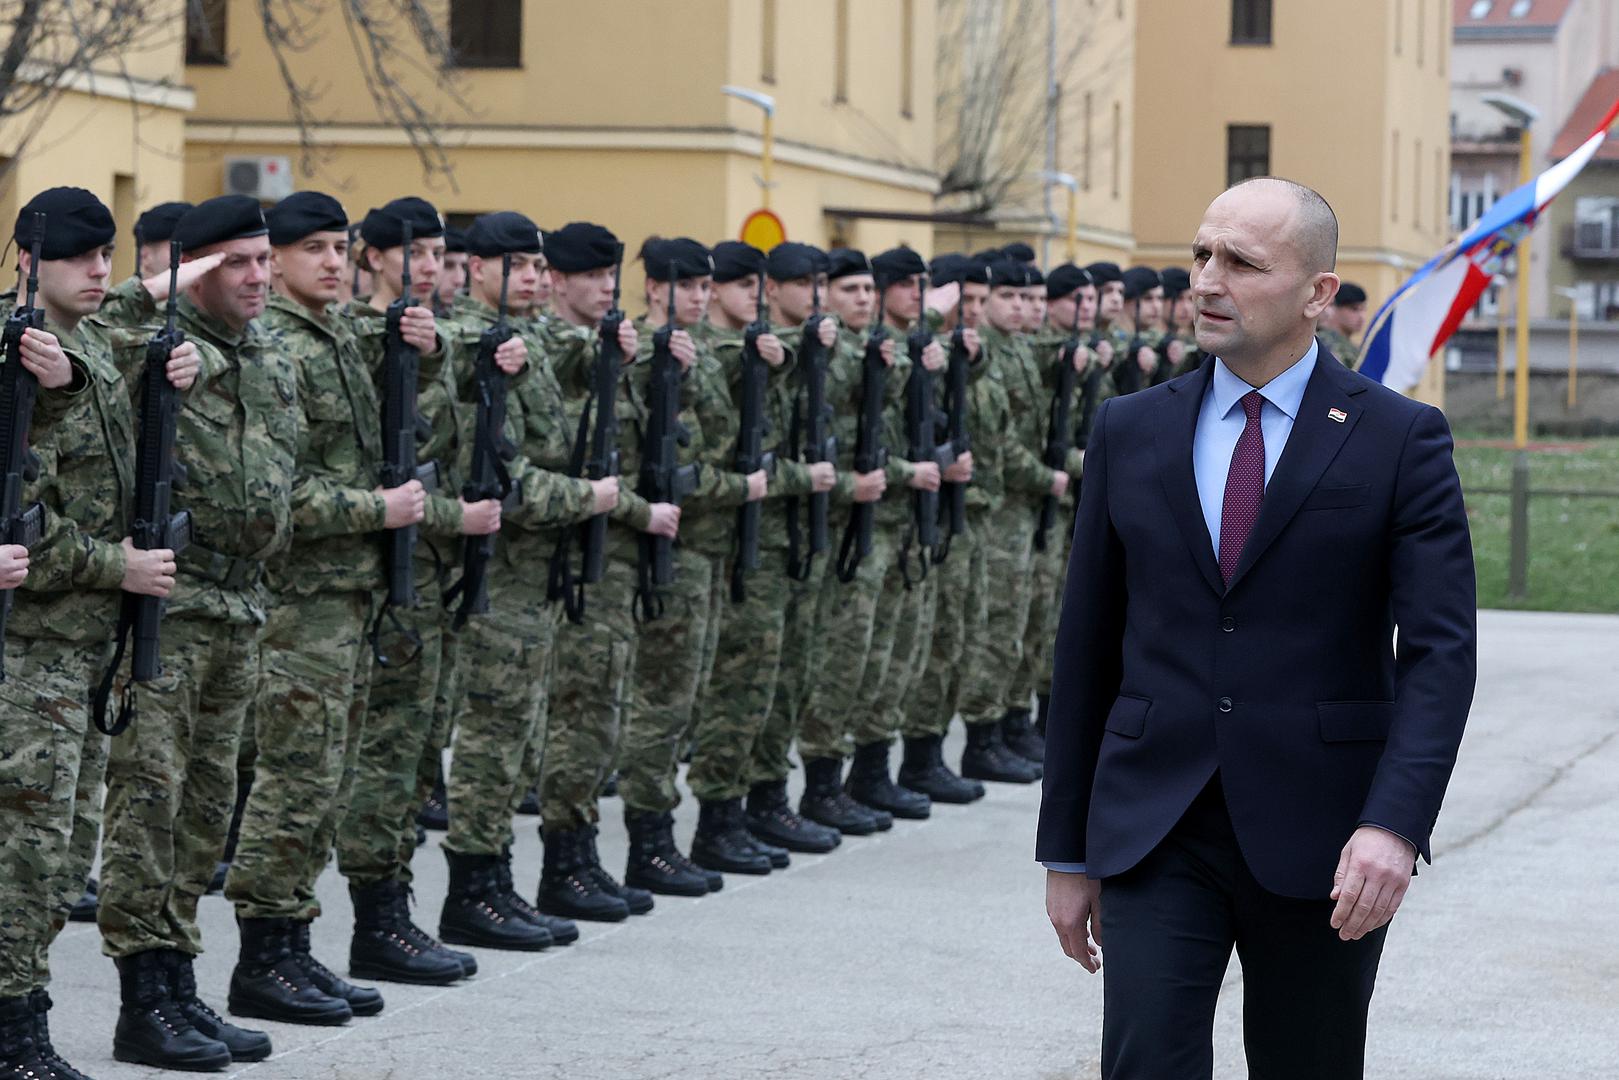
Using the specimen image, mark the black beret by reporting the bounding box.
[641,237,713,281]
[14,187,117,261]
[928,253,967,287]
[1001,241,1037,263]
[827,248,872,281]
[971,247,1004,262]
[465,211,543,258]
[1024,266,1046,287]
[1335,282,1367,306]
[766,242,822,282]
[1045,263,1091,299]
[266,191,348,246]
[1121,266,1162,300]
[1085,261,1122,286]
[134,201,192,246]
[360,197,443,249]
[711,240,765,283]
[984,259,1025,287]
[173,194,267,252]
[1159,267,1192,298]
[960,256,991,285]
[443,228,468,254]
[870,247,927,289]
[545,221,619,273]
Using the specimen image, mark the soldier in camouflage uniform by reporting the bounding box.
[333,197,495,984]
[437,213,610,943]
[0,188,206,1079]
[94,195,299,1068]
[1316,281,1366,369]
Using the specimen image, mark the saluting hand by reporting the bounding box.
[166,341,201,391]
[758,333,785,367]
[1330,826,1415,942]
[379,479,426,528]
[670,329,697,371]
[494,336,527,376]
[19,328,73,389]
[0,544,28,590]
[120,538,175,598]
[458,497,502,536]
[816,317,837,349]
[145,251,226,302]
[400,307,437,353]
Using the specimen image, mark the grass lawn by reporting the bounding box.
[1451,436,1619,613]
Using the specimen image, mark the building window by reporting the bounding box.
[1111,101,1122,198]
[1230,0,1272,44]
[1390,131,1400,222]
[186,0,228,65]
[450,0,522,68]
[900,0,914,117]
[761,0,776,84]
[1469,0,1492,16]
[834,0,849,103]
[1083,92,1093,191]
[1225,124,1270,187]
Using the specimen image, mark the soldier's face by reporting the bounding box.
[1047,293,1078,331]
[828,274,875,331]
[549,266,617,326]
[374,239,444,306]
[1138,286,1164,325]
[884,275,921,323]
[29,245,113,323]
[960,282,988,329]
[712,276,759,328]
[1077,285,1098,327]
[768,276,815,324]
[271,231,348,310]
[138,241,169,280]
[985,286,1025,333]
[1098,282,1124,321]
[1022,288,1047,331]
[647,277,711,328]
[188,235,270,329]
[1336,301,1367,335]
[1173,292,1196,327]
[438,251,468,305]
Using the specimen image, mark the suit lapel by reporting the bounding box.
[1155,359,1224,597]
[1225,357,1368,592]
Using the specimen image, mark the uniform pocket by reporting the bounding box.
[1103,694,1151,738]
[0,671,77,821]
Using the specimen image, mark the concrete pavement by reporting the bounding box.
[41,609,1619,1079]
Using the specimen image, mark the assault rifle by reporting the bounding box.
[0,213,47,683]
[935,286,970,561]
[636,263,699,620]
[835,291,889,583]
[731,271,772,600]
[379,219,433,613]
[787,275,834,581]
[902,280,952,574]
[1036,304,1083,552]
[446,254,517,629]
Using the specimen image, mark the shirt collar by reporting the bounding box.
[1210,339,1318,422]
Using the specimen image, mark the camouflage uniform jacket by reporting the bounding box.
[1029,328,1088,478]
[1317,328,1359,370]
[871,321,920,530]
[979,326,1054,510]
[682,322,765,561]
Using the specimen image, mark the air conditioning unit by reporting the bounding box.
[223,156,293,201]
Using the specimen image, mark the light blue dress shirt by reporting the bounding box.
[1042,344,1319,876]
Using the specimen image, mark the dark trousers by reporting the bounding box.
[1098,774,1387,1080]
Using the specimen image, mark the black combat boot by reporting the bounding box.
[960,721,1041,784]
[538,828,629,923]
[23,990,93,1079]
[624,810,715,896]
[164,949,271,1063]
[898,734,985,803]
[846,740,932,820]
[114,949,234,1071]
[439,850,552,951]
[495,850,578,945]
[1001,707,1046,765]
[516,787,541,815]
[730,801,790,868]
[349,880,465,986]
[227,917,353,1026]
[68,877,97,923]
[209,770,253,895]
[799,757,891,835]
[291,919,383,1016]
[1035,692,1050,738]
[580,825,654,915]
[746,780,841,854]
[691,799,772,875]
[416,767,448,831]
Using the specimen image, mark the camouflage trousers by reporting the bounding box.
[336,582,460,887]
[904,518,989,741]
[687,557,791,803]
[847,528,940,746]
[0,637,110,996]
[749,555,830,787]
[958,507,1037,727]
[617,552,718,815]
[1012,515,1070,710]
[226,589,373,922]
[541,555,638,828]
[796,529,898,761]
[100,617,257,958]
[445,577,558,857]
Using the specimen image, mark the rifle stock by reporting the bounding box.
[732,271,770,596]
[835,296,889,583]
[380,220,424,610]
[0,213,46,683]
[636,262,698,617]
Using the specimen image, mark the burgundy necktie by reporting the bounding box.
[1218,391,1266,585]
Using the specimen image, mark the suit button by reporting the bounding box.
[1218,697,1233,713]
[1221,617,1236,632]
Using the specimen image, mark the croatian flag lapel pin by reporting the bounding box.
[1327,407,1348,424]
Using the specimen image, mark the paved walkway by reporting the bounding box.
[43,610,1619,1079]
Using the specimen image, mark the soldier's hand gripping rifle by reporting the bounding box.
[934,286,970,563]
[1036,303,1083,553]
[786,275,833,582]
[445,254,517,630]
[635,263,700,621]
[901,277,952,584]
[835,291,889,583]
[731,271,773,601]
[94,239,193,733]
[0,213,47,683]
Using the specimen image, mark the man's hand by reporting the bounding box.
[1050,471,1070,498]
[1047,871,1103,974]
[645,502,680,538]
[20,328,72,389]
[920,340,945,373]
[907,461,941,492]
[494,336,527,376]
[1330,826,1415,942]
[807,462,836,493]
[0,544,29,590]
[379,479,426,528]
[816,317,837,349]
[745,469,768,502]
[1095,339,1114,367]
[670,329,697,371]
[758,333,785,367]
[144,251,226,301]
[962,326,980,361]
[617,321,639,361]
[166,341,202,391]
[943,451,974,483]
[879,338,897,367]
[119,538,176,598]
[1071,345,1091,375]
[1136,346,1157,374]
[401,307,437,353]
[590,476,620,515]
[1167,339,1187,365]
[458,497,502,536]
[852,470,887,503]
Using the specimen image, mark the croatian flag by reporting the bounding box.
[1358,95,1619,391]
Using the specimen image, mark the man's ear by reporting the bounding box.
[1304,272,1340,320]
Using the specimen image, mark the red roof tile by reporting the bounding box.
[1549,68,1619,161]
[1453,0,1573,31]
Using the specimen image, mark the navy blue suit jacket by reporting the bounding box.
[1035,351,1477,899]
